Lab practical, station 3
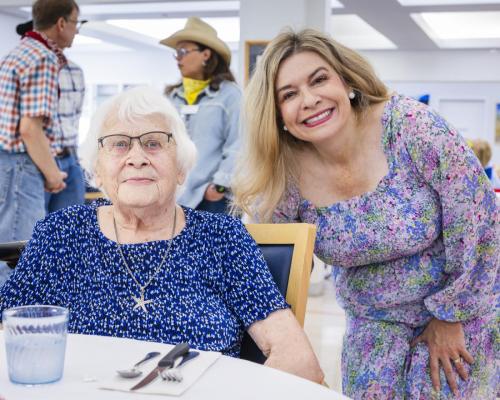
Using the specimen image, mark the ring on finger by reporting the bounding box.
[452,357,462,364]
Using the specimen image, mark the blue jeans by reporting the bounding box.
[0,151,46,286]
[45,153,85,213]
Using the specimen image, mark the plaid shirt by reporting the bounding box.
[0,36,60,153]
[57,60,85,149]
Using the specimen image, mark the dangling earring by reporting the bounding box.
[283,125,288,131]
[202,60,207,67]
[348,91,356,100]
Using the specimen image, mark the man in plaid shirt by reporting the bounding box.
[0,0,81,285]
[16,19,87,213]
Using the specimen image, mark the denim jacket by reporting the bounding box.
[170,80,242,208]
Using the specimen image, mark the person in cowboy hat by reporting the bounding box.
[161,17,241,215]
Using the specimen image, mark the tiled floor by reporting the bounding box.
[304,266,346,392]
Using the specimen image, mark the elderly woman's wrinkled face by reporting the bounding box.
[95,113,184,209]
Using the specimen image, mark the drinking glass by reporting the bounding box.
[2,305,69,385]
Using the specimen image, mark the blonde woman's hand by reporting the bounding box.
[411,318,474,396]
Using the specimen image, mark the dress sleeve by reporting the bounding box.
[0,218,67,318]
[215,217,289,328]
[402,106,498,322]
[19,55,59,120]
[271,183,302,223]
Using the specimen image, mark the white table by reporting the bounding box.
[0,333,349,399]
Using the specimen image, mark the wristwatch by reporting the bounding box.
[215,185,227,193]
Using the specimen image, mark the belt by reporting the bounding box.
[56,147,77,158]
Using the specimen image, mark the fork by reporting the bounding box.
[160,351,199,383]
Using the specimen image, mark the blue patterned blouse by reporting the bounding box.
[0,201,288,357]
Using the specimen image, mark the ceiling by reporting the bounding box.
[1,0,500,52]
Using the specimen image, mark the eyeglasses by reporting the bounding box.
[65,18,88,30]
[174,47,201,60]
[98,131,174,156]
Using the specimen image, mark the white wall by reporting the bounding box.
[0,14,24,56]
[362,50,500,164]
[66,50,179,88]
[364,50,500,83]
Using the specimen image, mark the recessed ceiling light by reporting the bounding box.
[413,11,500,39]
[330,15,397,49]
[331,0,344,8]
[412,11,500,48]
[398,0,500,5]
[107,17,240,43]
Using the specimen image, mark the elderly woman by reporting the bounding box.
[233,29,498,399]
[0,87,323,383]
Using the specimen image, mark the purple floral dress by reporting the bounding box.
[273,94,499,399]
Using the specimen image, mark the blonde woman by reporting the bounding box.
[233,29,498,399]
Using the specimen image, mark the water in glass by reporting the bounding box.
[3,305,69,385]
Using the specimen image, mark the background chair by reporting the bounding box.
[0,240,27,269]
[240,223,316,364]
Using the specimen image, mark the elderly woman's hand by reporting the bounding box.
[247,309,324,384]
[411,318,474,396]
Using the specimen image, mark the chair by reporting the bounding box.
[240,223,317,364]
[0,240,27,269]
[84,190,104,202]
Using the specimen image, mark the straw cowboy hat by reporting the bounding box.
[160,17,231,66]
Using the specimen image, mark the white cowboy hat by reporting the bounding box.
[160,17,231,66]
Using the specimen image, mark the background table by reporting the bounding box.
[0,333,350,399]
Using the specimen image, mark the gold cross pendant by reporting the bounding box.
[132,291,153,313]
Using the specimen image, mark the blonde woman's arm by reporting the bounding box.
[247,308,324,383]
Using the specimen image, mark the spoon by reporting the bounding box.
[117,351,161,378]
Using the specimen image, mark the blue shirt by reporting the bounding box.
[0,201,288,357]
[170,81,241,208]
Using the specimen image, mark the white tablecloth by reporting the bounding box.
[0,333,349,400]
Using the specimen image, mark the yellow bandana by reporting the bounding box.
[182,77,210,105]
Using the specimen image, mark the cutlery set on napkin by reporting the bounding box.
[100,342,221,396]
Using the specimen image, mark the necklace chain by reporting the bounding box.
[113,207,177,294]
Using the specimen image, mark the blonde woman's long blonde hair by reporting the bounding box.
[232,28,389,222]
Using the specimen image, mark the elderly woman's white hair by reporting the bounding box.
[80,86,197,191]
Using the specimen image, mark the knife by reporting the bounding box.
[130,342,190,391]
